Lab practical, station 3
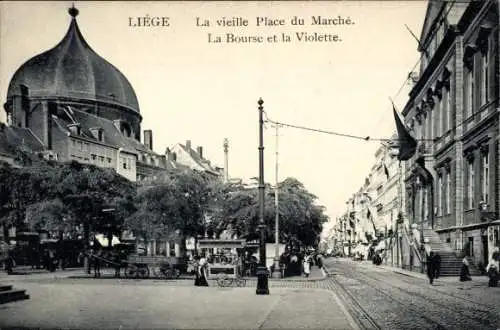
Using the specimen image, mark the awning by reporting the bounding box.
[95,234,120,247]
[40,238,59,244]
[198,239,246,249]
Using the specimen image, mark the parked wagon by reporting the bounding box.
[123,255,180,279]
[198,239,246,287]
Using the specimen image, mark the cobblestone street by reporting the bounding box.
[324,258,500,330]
[1,258,500,329]
[0,266,355,330]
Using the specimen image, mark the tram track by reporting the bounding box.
[387,269,499,312]
[328,272,448,329]
[346,260,499,314]
[326,273,383,329]
[354,270,496,329]
[326,261,499,330]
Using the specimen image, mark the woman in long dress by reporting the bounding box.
[303,254,311,277]
[459,255,471,282]
[198,255,209,286]
[486,247,499,287]
[193,256,201,286]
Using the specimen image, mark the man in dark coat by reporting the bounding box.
[426,251,435,284]
[434,252,441,279]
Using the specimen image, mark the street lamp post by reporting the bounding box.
[271,124,281,278]
[256,98,270,295]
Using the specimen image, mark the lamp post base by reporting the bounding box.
[255,265,270,295]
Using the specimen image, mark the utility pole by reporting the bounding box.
[396,161,402,268]
[272,124,281,278]
[256,98,269,295]
[223,138,229,183]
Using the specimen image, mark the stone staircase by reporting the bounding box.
[422,228,481,276]
[0,284,30,304]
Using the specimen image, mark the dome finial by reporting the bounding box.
[68,3,79,18]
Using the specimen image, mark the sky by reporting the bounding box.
[0,1,427,227]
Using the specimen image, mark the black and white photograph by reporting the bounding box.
[0,0,499,329]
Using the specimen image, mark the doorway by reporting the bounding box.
[482,235,488,266]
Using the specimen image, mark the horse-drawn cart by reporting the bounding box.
[122,255,180,279]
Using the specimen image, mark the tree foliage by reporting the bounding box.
[0,151,328,250]
[124,169,215,241]
[208,177,328,247]
[0,158,135,239]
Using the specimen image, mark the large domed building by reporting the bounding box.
[2,5,170,181]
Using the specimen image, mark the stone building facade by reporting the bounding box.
[402,0,499,268]
[2,6,167,182]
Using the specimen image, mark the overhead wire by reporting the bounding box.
[371,0,457,130]
[263,110,435,143]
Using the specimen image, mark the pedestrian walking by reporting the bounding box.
[193,255,201,286]
[303,254,311,277]
[92,249,101,278]
[486,247,499,287]
[434,252,441,279]
[426,251,436,284]
[112,250,121,278]
[48,249,57,272]
[196,254,209,287]
[460,255,471,282]
[5,247,14,275]
[316,253,324,269]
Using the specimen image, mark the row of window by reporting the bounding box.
[464,39,492,119]
[90,154,112,165]
[436,169,452,216]
[70,139,114,157]
[434,149,490,216]
[412,28,496,144]
[120,156,134,171]
[71,139,89,152]
[465,150,489,210]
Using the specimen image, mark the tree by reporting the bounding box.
[208,177,329,247]
[25,199,66,234]
[125,169,215,254]
[0,162,16,242]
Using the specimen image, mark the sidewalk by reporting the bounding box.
[355,259,490,285]
[0,267,83,282]
[64,265,327,282]
[267,265,326,281]
[1,264,327,283]
[0,282,359,329]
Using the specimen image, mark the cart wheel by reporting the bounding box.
[125,266,136,279]
[216,274,231,287]
[137,265,150,279]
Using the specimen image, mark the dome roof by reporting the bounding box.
[7,7,140,114]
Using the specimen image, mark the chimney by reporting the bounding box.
[67,123,81,136]
[166,147,174,161]
[197,146,203,158]
[144,130,153,150]
[186,140,191,150]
